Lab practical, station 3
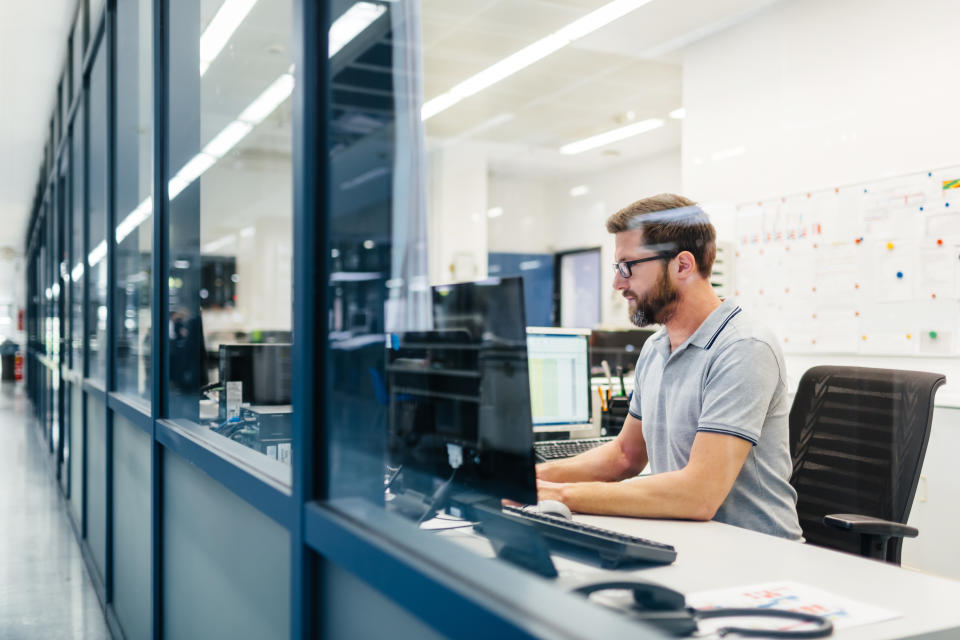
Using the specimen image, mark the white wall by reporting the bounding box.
[682,0,960,204]
[485,148,683,327]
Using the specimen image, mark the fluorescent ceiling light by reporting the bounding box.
[71,263,84,282]
[487,206,504,219]
[202,234,237,253]
[712,145,745,162]
[560,118,664,155]
[238,73,295,125]
[421,0,653,121]
[115,196,154,244]
[569,185,590,197]
[168,152,217,200]
[330,2,387,57]
[199,0,258,76]
[87,241,107,267]
[669,107,686,120]
[203,121,254,158]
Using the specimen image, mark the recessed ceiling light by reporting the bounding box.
[669,107,686,120]
[487,206,504,218]
[569,185,590,197]
[560,118,664,155]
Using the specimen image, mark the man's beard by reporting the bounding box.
[628,267,679,327]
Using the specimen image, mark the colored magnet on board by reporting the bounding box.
[907,334,912,340]
[896,271,904,279]
[932,293,937,299]
[855,237,863,244]
[886,242,895,250]
[854,311,860,317]
[937,238,944,246]
[862,335,867,341]
[929,331,938,339]
[854,283,860,289]
[920,206,924,212]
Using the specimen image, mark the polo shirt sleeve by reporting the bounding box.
[698,338,782,445]
[628,362,642,420]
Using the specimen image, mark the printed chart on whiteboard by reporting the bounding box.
[732,166,960,356]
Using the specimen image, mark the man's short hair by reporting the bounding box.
[606,193,716,279]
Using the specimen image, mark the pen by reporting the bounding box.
[616,366,626,396]
[597,386,607,412]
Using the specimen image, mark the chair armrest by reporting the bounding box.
[823,514,918,539]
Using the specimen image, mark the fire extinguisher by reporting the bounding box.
[14,353,23,381]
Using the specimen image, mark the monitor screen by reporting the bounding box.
[526,328,591,430]
[432,277,527,343]
[386,277,538,514]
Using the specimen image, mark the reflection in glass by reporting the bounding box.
[115,0,153,401]
[71,105,85,373]
[167,0,293,467]
[87,50,108,383]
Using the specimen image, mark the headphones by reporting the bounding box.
[572,581,833,638]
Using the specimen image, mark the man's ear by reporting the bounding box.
[674,251,697,278]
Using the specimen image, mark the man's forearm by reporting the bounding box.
[537,440,639,484]
[553,469,717,521]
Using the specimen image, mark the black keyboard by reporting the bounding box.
[534,437,615,462]
[501,505,677,568]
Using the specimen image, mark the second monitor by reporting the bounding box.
[526,327,592,433]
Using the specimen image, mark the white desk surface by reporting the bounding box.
[442,514,960,639]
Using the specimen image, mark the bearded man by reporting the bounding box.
[536,194,801,540]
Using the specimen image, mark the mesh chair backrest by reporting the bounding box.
[789,366,945,561]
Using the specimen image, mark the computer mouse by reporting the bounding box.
[532,499,572,520]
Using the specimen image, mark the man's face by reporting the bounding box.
[613,230,679,327]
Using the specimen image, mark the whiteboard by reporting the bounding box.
[731,166,960,356]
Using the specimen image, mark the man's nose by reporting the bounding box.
[612,271,628,291]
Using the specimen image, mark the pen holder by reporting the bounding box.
[601,396,630,437]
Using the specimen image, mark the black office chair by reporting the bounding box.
[789,365,945,564]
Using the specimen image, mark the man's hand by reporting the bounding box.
[536,478,567,503]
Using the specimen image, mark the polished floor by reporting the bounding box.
[0,382,111,639]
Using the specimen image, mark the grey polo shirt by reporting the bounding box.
[629,298,802,540]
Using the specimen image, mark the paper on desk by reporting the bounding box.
[687,580,900,636]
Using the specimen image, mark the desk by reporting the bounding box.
[442,514,960,639]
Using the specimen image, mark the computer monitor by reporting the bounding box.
[589,328,656,375]
[525,327,592,433]
[218,343,292,405]
[386,277,538,516]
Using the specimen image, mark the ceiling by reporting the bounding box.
[420,0,782,177]
[0,0,782,261]
[0,2,74,257]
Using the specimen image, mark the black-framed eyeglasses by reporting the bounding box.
[612,253,672,278]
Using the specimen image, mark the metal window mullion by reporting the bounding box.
[291,0,330,637]
[150,0,169,637]
[104,0,117,604]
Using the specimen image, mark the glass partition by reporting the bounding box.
[71,7,85,101]
[70,104,85,373]
[87,49,108,383]
[167,0,294,470]
[114,0,153,402]
[323,0,686,587]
